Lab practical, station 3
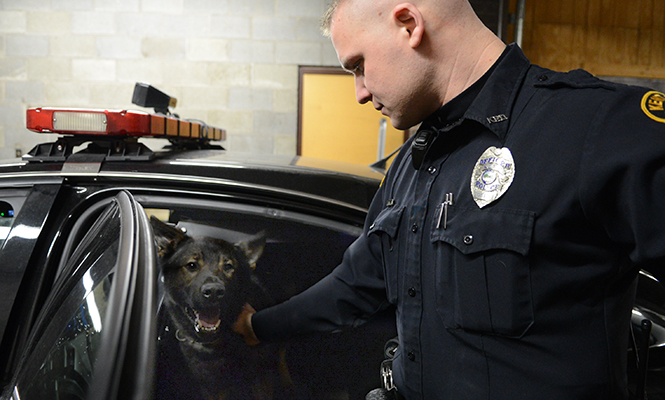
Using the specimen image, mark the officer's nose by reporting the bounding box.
[355,76,372,104]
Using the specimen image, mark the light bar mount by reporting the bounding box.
[25,135,155,163]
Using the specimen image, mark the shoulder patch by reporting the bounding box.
[641,91,665,123]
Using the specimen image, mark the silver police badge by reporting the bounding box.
[470,146,515,208]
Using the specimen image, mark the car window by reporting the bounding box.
[0,190,29,250]
[140,197,396,400]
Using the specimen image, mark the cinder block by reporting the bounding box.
[50,36,96,57]
[180,86,229,109]
[0,11,27,33]
[142,37,186,59]
[89,83,136,108]
[251,64,298,89]
[276,0,323,17]
[141,0,184,14]
[71,12,116,35]
[72,59,116,81]
[210,16,251,39]
[208,109,253,133]
[0,83,4,102]
[93,0,140,12]
[276,41,322,65]
[273,89,297,113]
[187,39,229,62]
[97,36,142,59]
[44,81,91,106]
[51,0,94,11]
[251,17,296,41]
[27,11,71,35]
[208,63,251,86]
[162,61,210,85]
[184,0,229,14]
[295,17,328,42]
[2,0,49,11]
[274,133,296,156]
[0,58,27,80]
[6,35,48,57]
[161,14,211,38]
[229,40,274,64]
[116,13,163,36]
[116,59,164,84]
[226,132,274,154]
[5,81,45,103]
[27,58,72,81]
[229,0,274,15]
[0,104,26,133]
[321,42,340,66]
[228,87,272,111]
[252,111,296,135]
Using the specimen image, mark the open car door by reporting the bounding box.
[7,190,157,400]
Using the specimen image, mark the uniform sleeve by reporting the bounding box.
[579,86,665,275]
[252,183,392,342]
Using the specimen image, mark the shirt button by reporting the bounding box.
[463,235,474,245]
[538,74,548,82]
[407,351,416,361]
[427,166,437,175]
[411,224,418,233]
[408,287,416,297]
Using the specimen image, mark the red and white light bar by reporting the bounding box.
[26,107,225,141]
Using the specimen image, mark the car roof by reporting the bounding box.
[0,139,385,211]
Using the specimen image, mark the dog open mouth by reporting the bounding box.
[185,306,222,333]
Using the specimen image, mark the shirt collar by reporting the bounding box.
[419,43,531,141]
[465,43,531,140]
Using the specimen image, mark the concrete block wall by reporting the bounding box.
[0,0,505,160]
[0,0,339,159]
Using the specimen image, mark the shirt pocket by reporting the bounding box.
[430,206,535,338]
[369,205,405,304]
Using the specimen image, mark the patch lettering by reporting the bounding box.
[641,91,665,123]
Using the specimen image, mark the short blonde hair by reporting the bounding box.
[320,0,341,37]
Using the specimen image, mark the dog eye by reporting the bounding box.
[222,261,234,273]
[185,261,199,271]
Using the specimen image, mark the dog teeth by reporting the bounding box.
[194,310,221,332]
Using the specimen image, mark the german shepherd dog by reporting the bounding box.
[151,217,291,400]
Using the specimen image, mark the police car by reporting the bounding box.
[0,85,662,400]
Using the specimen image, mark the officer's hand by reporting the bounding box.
[233,303,260,346]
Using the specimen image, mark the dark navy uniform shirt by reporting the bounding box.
[253,44,665,399]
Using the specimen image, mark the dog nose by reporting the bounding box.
[201,282,225,300]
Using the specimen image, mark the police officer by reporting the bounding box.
[235,0,665,398]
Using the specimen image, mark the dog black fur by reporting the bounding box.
[151,217,291,400]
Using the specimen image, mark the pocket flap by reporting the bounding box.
[431,206,535,256]
[369,205,405,239]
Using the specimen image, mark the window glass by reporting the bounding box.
[12,204,121,400]
[0,190,28,250]
[144,200,395,400]
[0,201,14,249]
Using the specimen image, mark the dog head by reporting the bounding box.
[151,217,265,340]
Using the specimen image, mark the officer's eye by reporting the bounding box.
[185,261,199,271]
[352,60,364,75]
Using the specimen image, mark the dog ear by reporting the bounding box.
[236,231,266,270]
[149,216,188,258]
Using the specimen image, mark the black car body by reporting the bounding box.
[0,104,663,399]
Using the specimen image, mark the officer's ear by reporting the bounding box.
[392,3,425,49]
